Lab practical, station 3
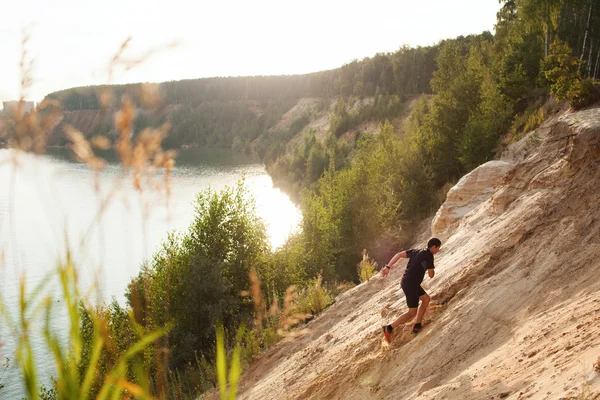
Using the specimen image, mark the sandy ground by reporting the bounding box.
[224,105,600,400]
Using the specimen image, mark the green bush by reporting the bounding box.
[566,78,599,110]
[237,324,280,368]
[125,180,270,371]
[542,40,600,110]
[78,300,154,398]
[166,353,216,399]
[39,381,58,400]
[522,106,546,133]
[507,104,547,143]
[239,329,263,367]
[260,326,279,349]
[294,275,333,316]
[358,250,377,283]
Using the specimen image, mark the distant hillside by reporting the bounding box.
[45,44,438,110]
[48,93,419,201]
[43,42,445,198]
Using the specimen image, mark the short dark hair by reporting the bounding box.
[427,238,442,249]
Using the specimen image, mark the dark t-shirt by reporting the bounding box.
[401,248,434,286]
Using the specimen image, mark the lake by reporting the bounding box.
[0,147,302,398]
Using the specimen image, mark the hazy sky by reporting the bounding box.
[0,0,501,104]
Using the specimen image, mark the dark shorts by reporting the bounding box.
[401,281,427,309]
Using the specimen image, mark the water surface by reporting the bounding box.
[0,147,301,397]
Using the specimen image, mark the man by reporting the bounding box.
[381,237,442,343]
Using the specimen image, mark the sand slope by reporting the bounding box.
[233,106,600,400]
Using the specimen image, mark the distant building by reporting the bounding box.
[2,101,35,114]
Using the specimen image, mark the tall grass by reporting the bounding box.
[505,99,557,144]
[215,325,241,400]
[357,249,377,283]
[158,268,317,400]
[0,254,169,399]
[0,34,178,399]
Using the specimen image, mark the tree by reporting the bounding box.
[126,181,269,369]
[578,0,595,73]
[542,40,599,109]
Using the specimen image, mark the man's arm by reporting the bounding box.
[427,251,435,278]
[381,251,408,277]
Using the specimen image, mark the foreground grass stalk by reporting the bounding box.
[0,250,170,399]
[216,325,242,400]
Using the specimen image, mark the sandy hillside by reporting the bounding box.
[229,105,600,400]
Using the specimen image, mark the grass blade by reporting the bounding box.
[227,346,241,400]
[80,334,104,400]
[216,325,227,400]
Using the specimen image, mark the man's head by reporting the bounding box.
[427,237,442,254]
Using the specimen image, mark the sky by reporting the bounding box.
[0,0,501,104]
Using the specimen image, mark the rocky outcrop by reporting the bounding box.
[431,160,513,235]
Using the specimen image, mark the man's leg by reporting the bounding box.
[415,293,430,324]
[391,283,419,328]
[390,308,417,329]
[383,284,419,342]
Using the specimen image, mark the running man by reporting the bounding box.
[381,238,442,343]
